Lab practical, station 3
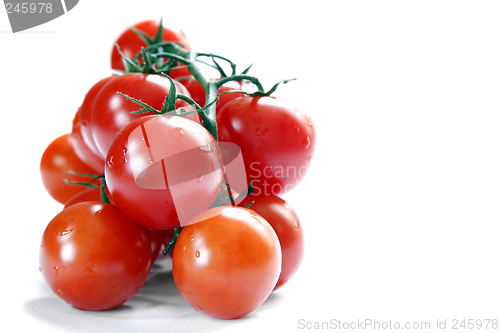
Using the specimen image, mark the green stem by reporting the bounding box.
[214,74,265,92]
[100,178,111,204]
[163,227,183,255]
[185,51,218,141]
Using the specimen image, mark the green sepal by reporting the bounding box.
[160,73,178,113]
[63,170,104,188]
[129,17,164,46]
[115,44,143,73]
[117,92,161,115]
[249,78,298,97]
[241,63,253,75]
[245,201,255,209]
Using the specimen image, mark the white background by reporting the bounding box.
[1,1,500,332]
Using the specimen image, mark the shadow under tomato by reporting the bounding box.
[25,256,286,332]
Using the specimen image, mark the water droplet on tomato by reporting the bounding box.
[107,156,114,167]
[190,235,194,242]
[295,126,300,133]
[198,144,212,155]
[122,147,127,155]
[94,210,102,216]
[303,136,310,148]
[169,127,185,141]
[53,266,58,276]
[84,263,98,278]
[308,122,313,127]
[255,129,261,137]
[58,228,73,236]
[195,250,200,258]
[58,290,64,295]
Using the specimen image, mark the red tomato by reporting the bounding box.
[79,76,115,158]
[167,66,192,82]
[70,108,105,174]
[141,227,165,260]
[105,115,223,229]
[91,73,195,158]
[172,206,281,319]
[184,79,253,109]
[39,202,152,311]
[217,96,316,196]
[63,187,163,260]
[40,134,101,205]
[111,20,190,71]
[238,193,304,290]
[63,186,113,209]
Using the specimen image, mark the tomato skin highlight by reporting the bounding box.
[217,96,316,196]
[39,202,152,311]
[79,76,115,158]
[40,134,101,205]
[239,193,304,290]
[172,206,281,319]
[105,115,223,229]
[111,20,190,71]
[70,108,105,174]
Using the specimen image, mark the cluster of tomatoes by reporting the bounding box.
[39,19,316,320]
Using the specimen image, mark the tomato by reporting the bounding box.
[40,134,101,205]
[63,186,113,209]
[39,201,152,311]
[172,206,281,319]
[79,76,115,158]
[183,79,253,109]
[70,108,105,174]
[105,114,223,229]
[63,187,163,260]
[111,19,190,71]
[91,73,195,158]
[217,96,316,196]
[238,193,304,290]
[141,227,165,260]
[167,66,192,82]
